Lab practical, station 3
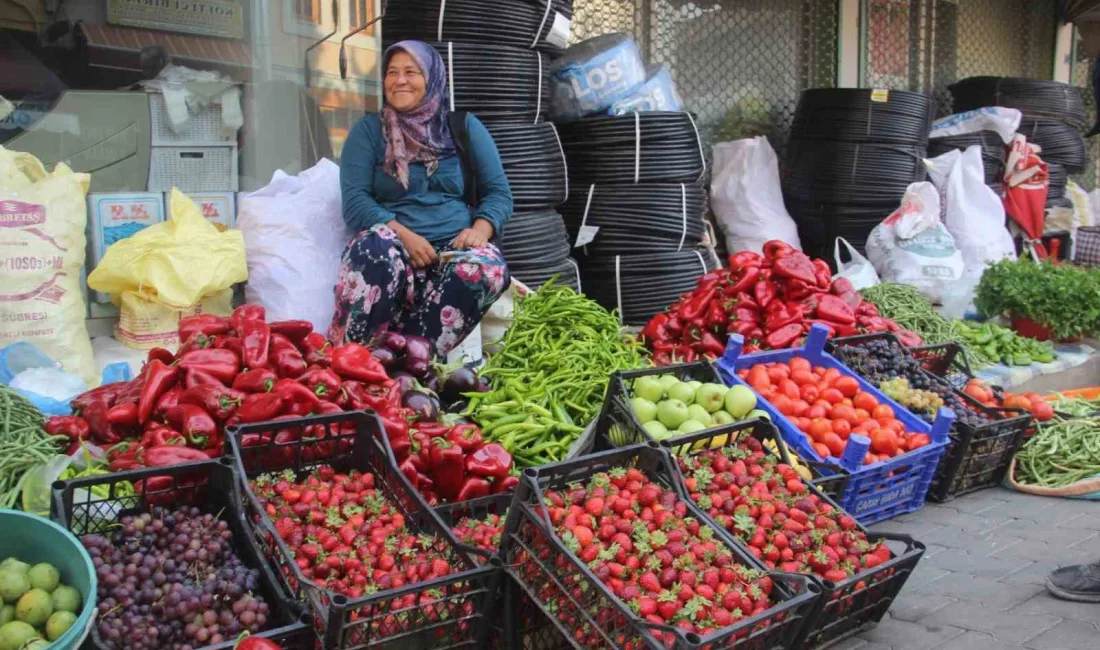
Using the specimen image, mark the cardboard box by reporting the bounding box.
[181,191,236,231]
[87,192,166,302]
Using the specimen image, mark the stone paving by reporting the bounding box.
[839,489,1099,650]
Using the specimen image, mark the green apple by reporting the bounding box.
[666,382,696,405]
[630,397,658,424]
[694,383,727,413]
[656,399,689,429]
[678,420,707,435]
[643,420,672,440]
[686,404,713,427]
[686,381,703,393]
[658,375,680,392]
[748,408,771,421]
[712,410,735,425]
[724,385,757,418]
[632,376,665,404]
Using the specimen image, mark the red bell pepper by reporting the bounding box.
[142,445,210,467]
[240,319,271,369]
[138,360,180,424]
[271,347,307,379]
[705,301,727,332]
[230,304,266,333]
[184,368,227,390]
[107,441,143,471]
[805,320,836,337]
[772,252,818,286]
[70,382,127,414]
[269,333,298,353]
[680,285,717,321]
[764,324,803,350]
[147,347,176,365]
[753,280,777,309]
[812,259,832,288]
[177,332,218,357]
[491,475,520,494]
[140,423,184,449]
[179,384,244,421]
[179,314,231,344]
[237,393,285,424]
[106,402,139,428]
[153,386,183,421]
[698,331,726,359]
[429,438,465,501]
[784,279,819,301]
[177,348,240,385]
[166,404,217,448]
[269,320,313,344]
[272,379,320,416]
[411,433,432,473]
[399,457,420,490]
[729,251,763,269]
[301,333,333,366]
[763,240,795,259]
[730,321,757,337]
[765,307,802,333]
[464,443,513,480]
[233,368,278,393]
[44,416,90,442]
[898,331,922,347]
[816,294,856,325]
[831,277,855,296]
[446,424,484,453]
[331,343,389,384]
[455,477,491,502]
[642,313,671,344]
[299,367,342,400]
[728,266,760,296]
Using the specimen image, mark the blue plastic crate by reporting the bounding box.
[714,325,954,525]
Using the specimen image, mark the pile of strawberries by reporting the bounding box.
[676,435,893,587]
[450,513,505,554]
[519,467,782,645]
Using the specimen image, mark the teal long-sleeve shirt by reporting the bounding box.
[340,113,513,247]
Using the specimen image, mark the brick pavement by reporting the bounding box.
[838,488,1100,650]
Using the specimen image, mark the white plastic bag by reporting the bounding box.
[866,182,965,303]
[238,159,350,333]
[710,137,802,254]
[833,238,880,290]
[929,107,1022,143]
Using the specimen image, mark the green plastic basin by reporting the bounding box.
[0,510,96,650]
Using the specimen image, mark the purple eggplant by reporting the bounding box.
[404,335,433,362]
[402,390,439,422]
[377,331,408,354]
[442,366,479,403]
[370,346,398,369]
[390,371,419,394]
[404,356,431,378]
[422,370,441,394]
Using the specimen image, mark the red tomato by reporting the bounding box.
[834,376,860,398]
[830,404,857,424]
[821,432,845,457]
[832,419,852,438]
[821,388,844,405]
[870,429,900,456]
[772,394,795,416]
[855,420,878,434]
[789,357,811,372]
[781,380,801,400]
[906,433,931,450]
[822,367,842,384]
[791,369,816,386]
[871,404,895,420]
[793,399,810,417]
[812,442,831,458]
[1003,394,1031,410]
[965,384,992,405]
[767,365,791,382]
[853,392,878,412]
[808,405,827,420]
[862,453,878,465]
[885,419,905,434]
[797,417,812,433]
[1031,402,1055,422]
[854,408,872,423]
[813,399,832,411]
[800,384,820,403]
[809,418,833,440]
[748,366,770,388]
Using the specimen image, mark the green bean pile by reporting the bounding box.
[860,283,994,368]
[1015,414,1100,488]
[0,385,66,508]
[467,280,650,467]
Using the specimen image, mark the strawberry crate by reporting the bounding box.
[498,442,822,650]
[50,459,304,650]
[827,334,1031,503]
[661,419,926,650]
[715,325,954,525]
[591,361,852,503]
[226,411,500,650]
[433,494,571,650]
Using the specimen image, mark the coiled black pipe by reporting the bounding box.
[385,0,573,54]
[790,88,935,145]
[782,140,927,206]
[485,122,569,211]
[557,112,707,185]
[949,77,1087,127]
[578,250,719,325]
[559,183,707,255]
[1017,118,1088,173]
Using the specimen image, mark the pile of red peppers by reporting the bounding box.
[641,240,920,365]
[45,304,516,497]
[394,422,518,506]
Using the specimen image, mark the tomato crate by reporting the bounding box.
[226,411,500,650]
[661,419,927,650]
[827,335,1031,503]
[433,494,571,650]
[715,325,954,525]
[498,442,822,650]
[50,459,305,650]
[591,361,852,503]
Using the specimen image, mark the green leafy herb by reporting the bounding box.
[974,258,1100,341]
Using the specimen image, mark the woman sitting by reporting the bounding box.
[331,40,512,357]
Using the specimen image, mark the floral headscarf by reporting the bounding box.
[381,40,456,188]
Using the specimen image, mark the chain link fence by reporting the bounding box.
[1072,34,1098,191]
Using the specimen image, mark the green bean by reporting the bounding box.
[1015,414,1100,488]
[0,386,65,508]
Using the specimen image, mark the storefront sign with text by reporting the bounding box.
[106,0,244,39]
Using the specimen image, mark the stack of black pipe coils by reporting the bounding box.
[949,77,1087,210]
[556,111,714,324]
[782,88,934,257]
[927,130,1008,193]
[383,0,578,291]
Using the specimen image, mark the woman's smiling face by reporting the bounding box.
[384,51,426,112]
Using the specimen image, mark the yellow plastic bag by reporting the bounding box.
[89,188,247,309]
[114,289,233,350]
[0,146,96,385]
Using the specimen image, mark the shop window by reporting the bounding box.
[296,0,323,24]
[283,0,333,38]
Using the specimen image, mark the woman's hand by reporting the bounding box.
[392,224,438,268]
[453,219,494,250]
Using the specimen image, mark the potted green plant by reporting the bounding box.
[974,258,1100,342]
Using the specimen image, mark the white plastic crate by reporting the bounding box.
[148,145,239,192]
[149,92,237,145]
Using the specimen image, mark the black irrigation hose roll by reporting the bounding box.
[510,257,581,292]
[559,183,707,254]
[1047,161,1067,195]
[1017,118,1088,173]
[577,250,718,325]
[949,77,1087,127]
[790,88,935,145]
[557,112,707,185]
[484,122,569,211]
[927,131,1007,186]
[1046,195,1073,210]
[385,0,573,54]
[782,139,927,205]
[499,209,570,263]
[415,41,550,126]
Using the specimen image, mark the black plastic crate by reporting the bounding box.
[204,617,317,650]
[498,442,821,650]
[50,459,304,650]
[906,342,975,389]
[594,361,852,502]
[227,411,499,650]
[828,335,1032,502]
[661,420,926,650]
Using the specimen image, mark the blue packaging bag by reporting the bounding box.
[0,342,132,415]
[608,66,683,116]
[549,33,648,122]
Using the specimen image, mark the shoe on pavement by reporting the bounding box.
[1046,563,1100,603]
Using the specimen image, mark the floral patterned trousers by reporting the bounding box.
[329,225,510,357]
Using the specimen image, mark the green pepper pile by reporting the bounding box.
[467,280,650,467]
[951,320,1055,366]
[1015,414,1100,488]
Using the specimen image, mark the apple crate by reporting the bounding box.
[498,442,822,650]
[593,362,851,501]
[661,419,927,650]
[715,325,954,525]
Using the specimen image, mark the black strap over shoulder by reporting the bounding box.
[447,110,479,207]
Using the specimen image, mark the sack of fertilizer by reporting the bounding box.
[608,65,683,115]
[549,33,648,122]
